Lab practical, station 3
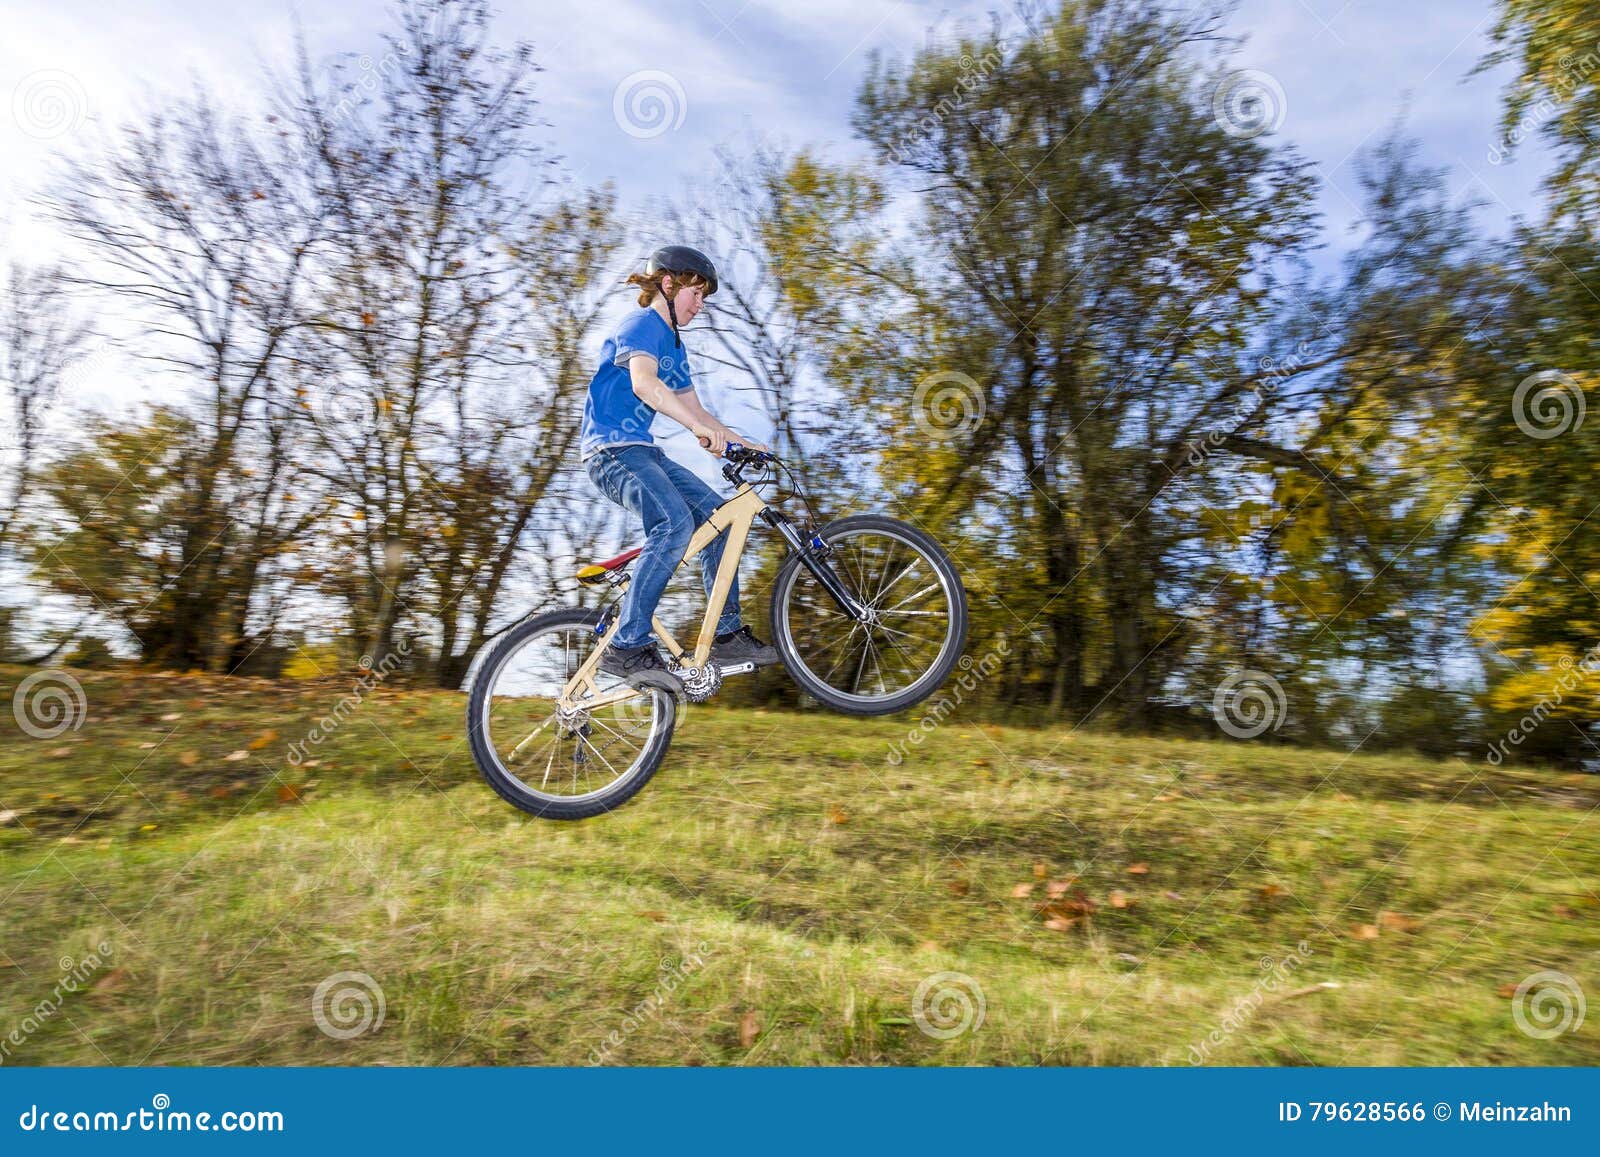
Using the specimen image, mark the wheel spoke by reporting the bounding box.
[484,622,664,801]
[783,526,955,704]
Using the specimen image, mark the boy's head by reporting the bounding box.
[627,244,718,327]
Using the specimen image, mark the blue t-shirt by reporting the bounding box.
[580,308,694,460]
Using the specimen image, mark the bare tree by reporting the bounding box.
[0,263,94,551]
[40,88,326,670]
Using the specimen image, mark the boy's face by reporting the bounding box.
[663,275,706,325]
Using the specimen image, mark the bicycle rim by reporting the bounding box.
[778,525,959,708]
[477,618,671,804]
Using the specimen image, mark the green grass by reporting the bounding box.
[1,662,1597,1066]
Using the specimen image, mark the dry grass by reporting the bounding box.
[1,663,1597,1065]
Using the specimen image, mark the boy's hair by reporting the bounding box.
[625,268,712,307]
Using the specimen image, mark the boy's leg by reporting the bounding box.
[656,455,741,637]
[585,447,697,651]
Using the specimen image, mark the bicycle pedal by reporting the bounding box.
[716,661,757,677]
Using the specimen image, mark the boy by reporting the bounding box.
[582,244,780,690]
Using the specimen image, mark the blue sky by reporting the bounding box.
[0,0,1555,453]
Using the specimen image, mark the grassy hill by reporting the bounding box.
[1,663,1596,1066]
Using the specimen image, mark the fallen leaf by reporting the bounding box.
[178,752,200,767]
[1162,890,1183,902]
[1350,923,1380,941]
[49,747,72,758]
[1378,910,1419,933]
[1275,981,1341,1001]
[1108,889,1132,909]
[1553,903,1575,919]
[1127,863,1149,875]
[739,1010,760,1048]
[1497,983,1519,999]
[945,878,971,897]
[361,311,376,326]
[224,750,249,762]
[91,968,129,998]
[1045,877,1079,898]
[0,810,17,825]
[1032,861,1048,879]
[1039,894,1096,921]
[160,713,181,722]
[1260,883,1287,900]
[209,786,231,799]
[634,910,667,923]
[1010,882,1036,899]
[826,805,848,825]
[248,730,279,750]
[276,784,304,804]
[1043,916,1078,932]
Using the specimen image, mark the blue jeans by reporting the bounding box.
[586,445,742,651]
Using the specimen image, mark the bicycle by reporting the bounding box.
[466,445,968,819]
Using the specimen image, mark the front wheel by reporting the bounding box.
[771,514,968,716]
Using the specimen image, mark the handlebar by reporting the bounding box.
[720,442,776,486]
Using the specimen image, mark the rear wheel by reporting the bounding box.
[771,514,967,716]
[466,607,676,820]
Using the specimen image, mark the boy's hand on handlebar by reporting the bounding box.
[693,423,730,457]
[725,432,771,455]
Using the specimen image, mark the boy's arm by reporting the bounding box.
[627,356,767,455]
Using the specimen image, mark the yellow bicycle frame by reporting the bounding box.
[558,483,769,711]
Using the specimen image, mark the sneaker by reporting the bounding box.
[599,642,684,692]
[710,625,781,668]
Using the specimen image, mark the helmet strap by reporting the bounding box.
[663,283,684,349]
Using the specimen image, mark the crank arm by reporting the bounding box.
[716,661,757,677]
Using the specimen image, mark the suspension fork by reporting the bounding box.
[761,509,871,622]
